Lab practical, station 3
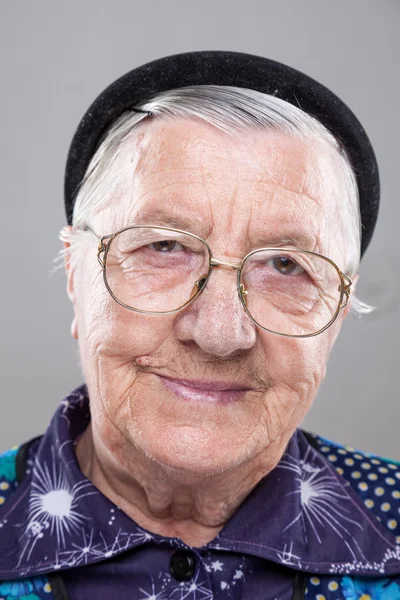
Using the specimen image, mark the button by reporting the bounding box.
[169,550,196,581]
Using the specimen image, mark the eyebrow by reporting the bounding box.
[130,209,210,236]
[127,210,317,252]
[250,232,318,251]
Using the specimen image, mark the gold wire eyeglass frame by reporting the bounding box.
[85,224,352,339]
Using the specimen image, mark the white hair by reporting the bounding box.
[59,85,374,315]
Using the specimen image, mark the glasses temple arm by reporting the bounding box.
[82,225,108,269]
[339,272,352,308]
[83,225,101,241]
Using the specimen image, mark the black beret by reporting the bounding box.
[64,50,379,257]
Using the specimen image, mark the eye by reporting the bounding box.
[149,240,184,252]
[270,256,305,275]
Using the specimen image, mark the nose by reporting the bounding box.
[174,266,257,357]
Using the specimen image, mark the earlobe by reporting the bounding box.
[71,316,78,340]
[61,226,79,340]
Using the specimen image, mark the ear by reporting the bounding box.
[343,273,359,318]
[62,226,79,340]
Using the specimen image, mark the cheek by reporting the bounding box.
[74,261,176,362]
[262,333,330,393]
[257,334,331,442]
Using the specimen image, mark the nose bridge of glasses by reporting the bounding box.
[192,257,247,313]
[192,257,246,307]
[210,257,242,271]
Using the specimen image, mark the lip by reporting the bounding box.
[158,376,250,403]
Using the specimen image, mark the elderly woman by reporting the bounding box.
[0,51,399,600]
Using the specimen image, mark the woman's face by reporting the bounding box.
[65,118,352,475]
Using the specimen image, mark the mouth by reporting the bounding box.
[158,375,251,404]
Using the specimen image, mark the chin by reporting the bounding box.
[135,429,257,479]
[150,454,242,479]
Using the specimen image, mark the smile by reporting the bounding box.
[158,376,250,404]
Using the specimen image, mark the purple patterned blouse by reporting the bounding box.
[0,384,400,600]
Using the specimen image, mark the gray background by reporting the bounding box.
[0,0,398,457]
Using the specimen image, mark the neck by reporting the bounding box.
[76,422,288,547]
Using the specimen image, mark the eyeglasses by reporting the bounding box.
[85,224,352,338]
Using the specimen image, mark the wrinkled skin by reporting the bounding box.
[64,118,355,546]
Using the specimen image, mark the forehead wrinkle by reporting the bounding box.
[133,156,231,206]
[134,125,234,185]
[225,197,236,244]
[138,167,241,192]
[251,180,327,214]
[123,175,214,224]
[199,158,218,245]
[138,165,218,181]
[245,193,254,254]
[249,172,327,224]
[135,179,217,198]
[248,197,324,253]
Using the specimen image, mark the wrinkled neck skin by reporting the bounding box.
[76,420,291,547]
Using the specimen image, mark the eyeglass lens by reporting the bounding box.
[240,249,342,336]
[105,227,210,312]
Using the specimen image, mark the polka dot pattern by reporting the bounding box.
[304,434,400,596]
[304,575,343,599]
[305,574,400,599]
[361,462,371,470]
[0,446,20,509]
[314,434,400,536]
[328,581,339,591]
